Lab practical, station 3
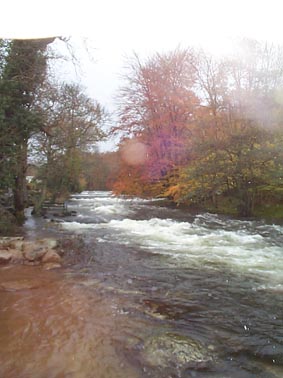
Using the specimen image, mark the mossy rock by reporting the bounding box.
[141,332,214,368]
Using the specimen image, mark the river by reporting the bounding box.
[1,191,283,378]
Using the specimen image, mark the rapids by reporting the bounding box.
[1,191,283,378]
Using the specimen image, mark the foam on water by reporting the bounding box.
[70,191,153,204]
[91,204,132,216]
[103,217,283,280]
[62,192,283,284]
[68,192,155,218]
[61,222,97,231]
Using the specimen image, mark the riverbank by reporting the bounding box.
[0,234,96,271]
[153,197,283,223]
[0,237,62,270]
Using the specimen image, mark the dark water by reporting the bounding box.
[1,191,283,377]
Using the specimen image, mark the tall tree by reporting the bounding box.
[114,49,199,194]
[0,38,55,223]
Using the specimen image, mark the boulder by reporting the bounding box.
[141,332,214,369]
[23,245,47,261]
[9,249,24,263]
[0,237,62,267]
[0,237,24,250]
[42,250,62,264]
[41,238,57,249]
[0,250,12,264]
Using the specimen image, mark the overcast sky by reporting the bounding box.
[1,0,283,149]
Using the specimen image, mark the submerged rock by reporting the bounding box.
[43,262,62,270]
[141,332,214,369]
[0,279,42,291]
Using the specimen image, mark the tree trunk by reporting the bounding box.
[237,187,254,218]
[13,141,28,224]
[32,182,47,216]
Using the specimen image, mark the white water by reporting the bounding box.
[62,191,283,288]
[108,218,283,283]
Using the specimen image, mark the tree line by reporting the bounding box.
[0,38,106,230]
[111,40,283,218]
[1,38,282,233]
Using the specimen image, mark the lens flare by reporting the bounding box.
[121,140,148,166]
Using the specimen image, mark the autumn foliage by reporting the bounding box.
[111,42,283,217]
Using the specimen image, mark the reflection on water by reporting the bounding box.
[0,266,139,378]
[1,191,283,378]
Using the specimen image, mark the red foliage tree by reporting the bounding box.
[113,49,200,195]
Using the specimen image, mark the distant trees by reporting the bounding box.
[112,41,283,217]
[33,82,106,211]
[80,151,121,191]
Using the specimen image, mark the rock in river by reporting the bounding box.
[23,245,47,262]
[0,251,12,264]
[42,250,62,264]
[0,237,61,266]
[141,332,214,369]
